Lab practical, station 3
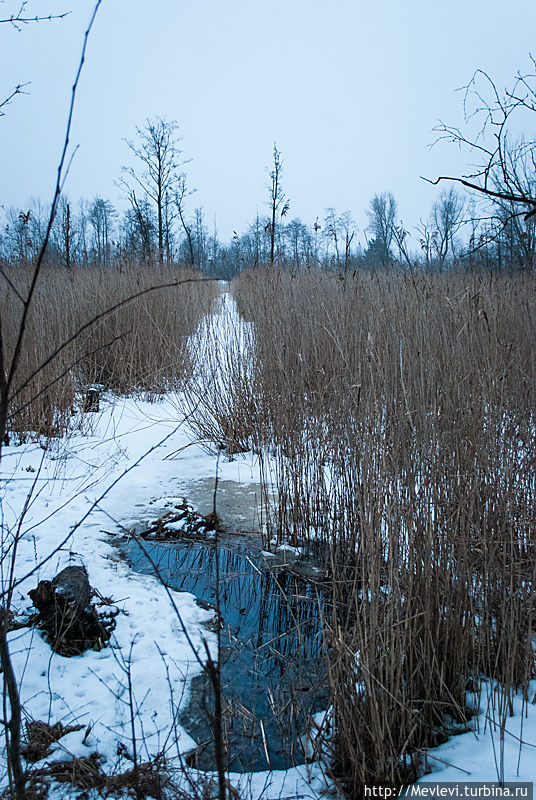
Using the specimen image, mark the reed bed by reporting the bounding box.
[4,261,535,790]
[1,264,218,438]
[187,267,535,791]
[180,293,262,455]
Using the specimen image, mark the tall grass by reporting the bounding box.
[188,267,535,790]
[1,264,218,438]
[179,293,262,455]
[5,261,534,789]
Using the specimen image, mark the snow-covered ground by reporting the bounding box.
[0,394,331,797]
[417,680,536,784]
[1,289,534,795]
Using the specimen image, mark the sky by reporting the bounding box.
[1,0,535,245]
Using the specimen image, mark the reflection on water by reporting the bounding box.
[124,536,328,772]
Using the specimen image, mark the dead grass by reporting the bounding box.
[1,264,218,438]
[4,262,535,790]
[207,267,536,790]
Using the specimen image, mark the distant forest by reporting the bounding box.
[2,105,535,276]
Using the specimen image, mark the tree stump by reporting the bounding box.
[29,565,115,656]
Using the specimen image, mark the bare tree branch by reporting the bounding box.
[0,82,29,116]
[0,1,69,29]
[422,175,536,220]
[426,61,536,223]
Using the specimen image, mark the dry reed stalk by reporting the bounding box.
[222,267,535,789]
[1,264,218,438]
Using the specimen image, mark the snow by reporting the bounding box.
[417,681,536,784]
[1,289,535,795]
[275,543,302,556]
[0,394,331,797]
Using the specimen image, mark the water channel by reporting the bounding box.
[122,529,329,772]
[121,288,330,771]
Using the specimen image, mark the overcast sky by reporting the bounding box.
[1,0,535,244]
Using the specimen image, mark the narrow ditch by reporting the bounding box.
[119,287,330,772]
[120,530,330,773]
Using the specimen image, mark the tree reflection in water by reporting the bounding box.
[125,536,329,772]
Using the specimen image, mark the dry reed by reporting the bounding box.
[190,266,535,791]
[1,264,218,438]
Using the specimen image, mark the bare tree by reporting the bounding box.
[339,210,356,273]
[56,196,75,268]
[416,219,434,269]
[429,187,465,269]
[123,192,156,264]
[193,207,209,271]
[88,197,115,266]
[266,144,289,264]
[323,208,340,266]
[247,213,268,268]
[4,209,32,263]
[366,192,397,267]
[285,218,312,269]
[1,199,52,264]
[322,210,355,271]
[122,118,187,265]
[175,174,196,267]
[428,59,536,224]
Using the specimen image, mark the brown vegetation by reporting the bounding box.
[0,264,218,439]
[200,266,535,790]
[3,261,535,790]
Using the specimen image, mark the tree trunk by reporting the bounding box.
[0,616,26,800]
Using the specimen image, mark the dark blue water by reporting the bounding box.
[124,535,329,772]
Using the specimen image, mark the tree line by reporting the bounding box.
[2,87,535,276]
